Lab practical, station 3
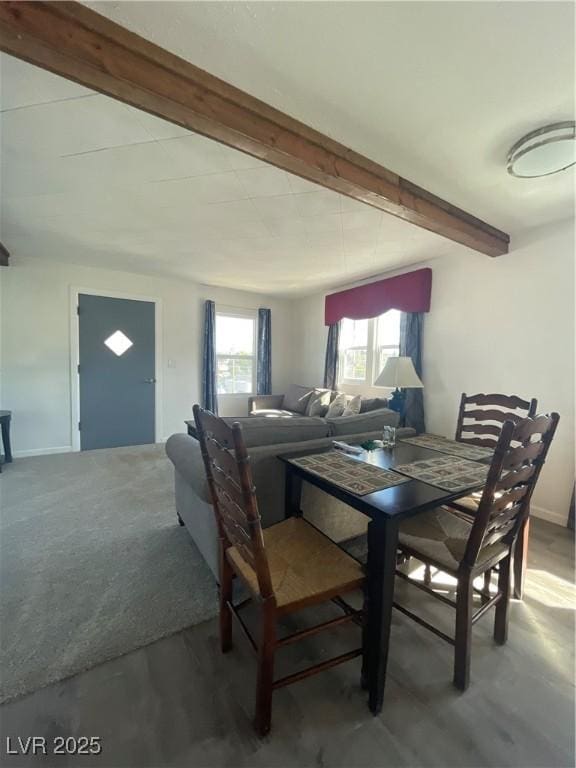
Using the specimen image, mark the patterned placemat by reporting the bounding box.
[394,455,489,493]
[399,433,493,461]
[288,451,409,496]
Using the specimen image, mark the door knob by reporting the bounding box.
[144,378,156,384]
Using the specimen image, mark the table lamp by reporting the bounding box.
[374,356,423,418]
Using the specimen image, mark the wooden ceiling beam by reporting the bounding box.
[0,1,510,256]
[0,242,9,267]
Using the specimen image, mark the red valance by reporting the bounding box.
[324,268,432,326]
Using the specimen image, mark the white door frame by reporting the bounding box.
[69,286,163,452]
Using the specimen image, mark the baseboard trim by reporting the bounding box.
[12,446,73,458]
[531,504,567,528]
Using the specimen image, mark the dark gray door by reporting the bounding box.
[78,294,156,450]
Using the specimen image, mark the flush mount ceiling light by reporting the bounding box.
[507,121,575,178]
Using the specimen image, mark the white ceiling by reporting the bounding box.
[1,1,574,296]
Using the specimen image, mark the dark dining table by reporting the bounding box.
[278,440,487,714]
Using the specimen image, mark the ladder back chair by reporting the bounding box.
[455,392,538,448]
[193,405,365,737]
[449,392,538,599]
[396,412,558,690]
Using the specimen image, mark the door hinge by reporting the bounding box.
[77,364,80,374]
[78,421,81,431]
[77,305,80,315]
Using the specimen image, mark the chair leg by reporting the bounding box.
[254,600,276,738]
[513,517,529,600]
[219,546,234,653]
[454,571,473,691]
[423,563,432,586]
[483,569,492,597]
[494,554,512,645]
[361,587,369,690]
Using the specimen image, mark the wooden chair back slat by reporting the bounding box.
[455,393,538,448]
[460,423,502,438]
[463,393,536,410]
[502,441,546,470]
[211,462,245,509]
[196,408,235,448]
[205,436,242,485]
[460,436,501,449]
[496,464,536,491]
[461,412,559,569]
[463,408,527,424]
[193,404,274,599]
[487,501,525,532]
[489,486,529,516]
[216,507,256,566]
[514,414,554,442]
[482,519,516,548]
[214,484,252,538]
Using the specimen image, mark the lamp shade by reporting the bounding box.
[374,356,423,389]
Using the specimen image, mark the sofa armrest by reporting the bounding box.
[165,433,211,503]
[248,394,284,413]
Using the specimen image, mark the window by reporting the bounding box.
[216,311,256,395]
[339,310,400,387]
[104,330,133,357]
[374,310,401,378]
[340,319,369,382]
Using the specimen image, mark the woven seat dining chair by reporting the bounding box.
[395,412,558,691]
[454,392,538,449]
[193,405,365,737]
[446,393,538,599]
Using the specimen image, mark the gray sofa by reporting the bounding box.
[166,408,412,580]
[248,384,390,421]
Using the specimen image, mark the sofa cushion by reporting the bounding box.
[326,392,348,418]
[360,397,389,413]
[342,394,362,417]
[326,407,399,436]
[228,415,330,447]
[250,409,296,418]
[282,384,315,415]
[306,388,332,417]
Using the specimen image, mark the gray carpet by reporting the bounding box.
[0,444,218,703]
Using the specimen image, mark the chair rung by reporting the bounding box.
[395,568,457,608]
[331,596,364,625]
[272,648,362,690]
[331,595,356,613]
[393,601,455,645]
[228,601,257,654]
[233,596,252,611]
[471,592,502,624]
[277,610,363,648]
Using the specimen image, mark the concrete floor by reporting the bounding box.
[0,518,573,768]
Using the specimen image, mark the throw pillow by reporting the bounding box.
[342,395,362,417]
[326,392,348,418]
[305,388,332,417]
[282,384,315,415]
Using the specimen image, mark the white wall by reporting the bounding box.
[0,258,293,454]
[291,219,575,525]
